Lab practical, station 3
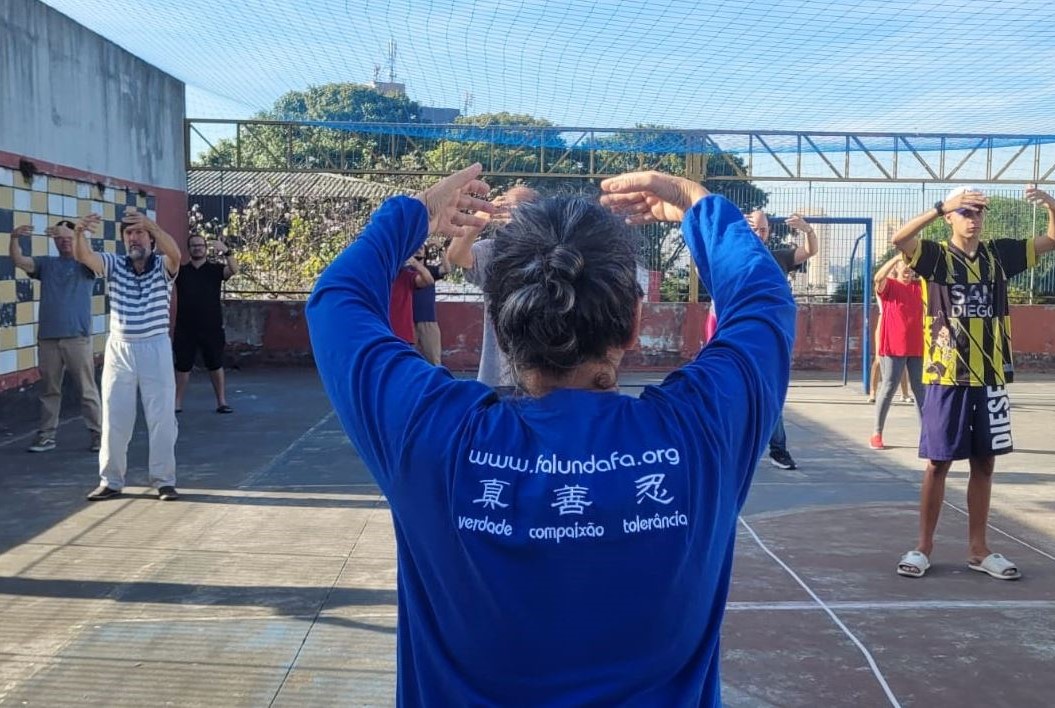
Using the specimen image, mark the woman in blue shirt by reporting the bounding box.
[307,165,795,706]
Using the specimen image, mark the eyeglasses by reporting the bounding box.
[953,207,987,216]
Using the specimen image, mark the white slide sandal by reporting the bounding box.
[968,553,1021,580]
[897,550,930,578]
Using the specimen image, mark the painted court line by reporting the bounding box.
[728,599,1055,612]
[238,410,336,489]
[943,501,1055,564]
[0,416,80,448]
[738,517,901,708]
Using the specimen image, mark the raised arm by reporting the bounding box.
[73,214,105,275]
[446,230,478,270]
[1025,185,1055,255]
[213,238,240,279]
[786,213,818,265]
[601,172,796,503]
[123,209,180,275]
[8,225,36,275]
[407,257,435,288]
[892,189,987,256]
[306,165,494,490]
[873,254,901,296]
[438,248,451,277]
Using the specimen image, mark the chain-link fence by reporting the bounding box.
[192,175,1054,303]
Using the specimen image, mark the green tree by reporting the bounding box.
[198,83,423,170]
[591,126,769,288]
[918,195,1055,302]
[267,83,421,123]
[423,113,570,184]
[212,194,384,296]
[917,194,1049,242]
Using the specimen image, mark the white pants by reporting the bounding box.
[99,335,178,489]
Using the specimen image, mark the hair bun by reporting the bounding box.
[542,245,583,314]
[544,244,584,282]
[485,195,639,377]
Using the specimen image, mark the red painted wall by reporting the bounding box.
[222,301,1055,372]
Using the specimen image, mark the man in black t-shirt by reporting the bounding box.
[744,209,818,470]
[174,234,238,413]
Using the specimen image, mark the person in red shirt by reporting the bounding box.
[870,255,926,449]
[389,259,434,344]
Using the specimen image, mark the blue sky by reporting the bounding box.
[41,0,1055,133]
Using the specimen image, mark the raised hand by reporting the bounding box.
[785,213,813,233]
[1025,184,1055,210]
[414,164,494,240]
[208,239,229,255]
[8,224,32,256]
[76,213,103,234]
[599,171,709,225]
[942,189,988,214]
[122,207,156,232]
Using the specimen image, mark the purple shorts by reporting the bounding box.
[919,384,1013,461]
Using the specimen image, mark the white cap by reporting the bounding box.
[944,185,985,202]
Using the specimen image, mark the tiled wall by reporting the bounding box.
[0,165,156,378]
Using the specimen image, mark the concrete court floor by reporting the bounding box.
[0,368,1053,707]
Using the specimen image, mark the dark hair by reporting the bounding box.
[55,219,76,230]
[484,196,642,378]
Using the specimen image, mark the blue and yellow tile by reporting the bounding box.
[16,346,36,371]
[16,301,35,325]
[31,235,49,256]
[0,324,15,349]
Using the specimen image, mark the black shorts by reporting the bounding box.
[918,384,1013,461]
[173,325,226,372]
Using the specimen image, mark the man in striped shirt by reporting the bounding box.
[73,208,183,502]
[891,184,1055,581]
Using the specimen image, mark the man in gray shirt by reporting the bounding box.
[743,209,818,471]
[447,185,539,387]
[9,221,102,452]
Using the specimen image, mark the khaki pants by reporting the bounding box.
[414,321,442,365]
[99,335,178,490]
[37,336,102,439]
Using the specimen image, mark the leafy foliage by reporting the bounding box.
[918,195,1055,301]
[195,196,381,296]
[195,93,772,300]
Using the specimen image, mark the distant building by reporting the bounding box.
[877,217,903,261]
[371,81,406,98]
[419,106,461,124]
[370,82,460,124]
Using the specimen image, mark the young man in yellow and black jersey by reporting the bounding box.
[891,184,1055,581]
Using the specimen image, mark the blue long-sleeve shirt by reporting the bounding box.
[306,194,795,707]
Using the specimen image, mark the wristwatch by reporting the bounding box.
[933,201,944,216]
